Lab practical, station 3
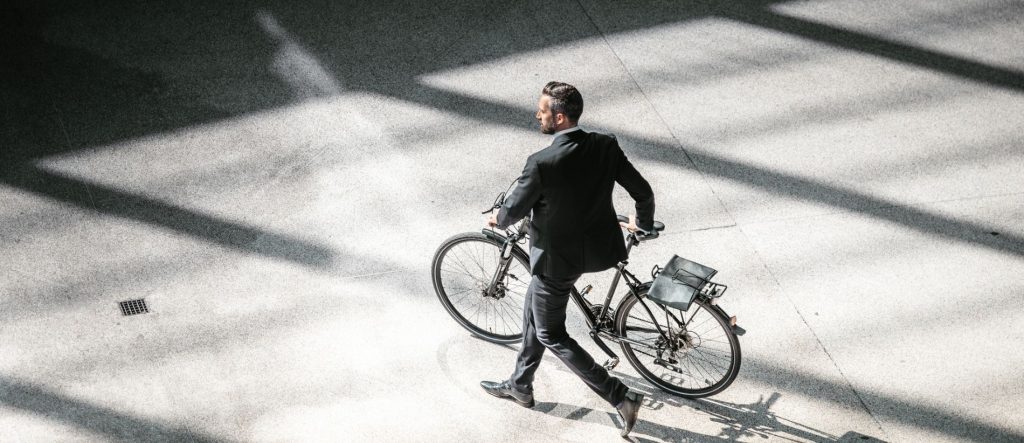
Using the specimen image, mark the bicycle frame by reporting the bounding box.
[567,234,678,364]
[484,219,678,367]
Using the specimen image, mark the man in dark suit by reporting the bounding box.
[481,81,655,437]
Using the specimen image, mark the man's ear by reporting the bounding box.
[555,113,567,126]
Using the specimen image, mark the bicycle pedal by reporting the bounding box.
[602,358,619,371]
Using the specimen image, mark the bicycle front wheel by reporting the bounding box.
[431,232,530,344]
[615,290,741,398]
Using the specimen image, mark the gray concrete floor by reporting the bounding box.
[2,1,1022,441]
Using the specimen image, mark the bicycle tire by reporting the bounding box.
[431,232,530,344]
[615,288,741,398]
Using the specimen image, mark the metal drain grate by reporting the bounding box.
[119,299,149,316]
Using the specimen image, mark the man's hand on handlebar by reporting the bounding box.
[486,211,499,228]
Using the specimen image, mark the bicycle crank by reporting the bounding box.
[602,357,619,371]
[588,330,621,369]
[588,305,615,329]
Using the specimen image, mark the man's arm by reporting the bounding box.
[495,156,542,229]
[613,138,655,231]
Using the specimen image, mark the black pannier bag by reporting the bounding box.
[647,255,718,311]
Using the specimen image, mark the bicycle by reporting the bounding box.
[431,191,744,398]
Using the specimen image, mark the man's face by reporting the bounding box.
[536,95,558,134]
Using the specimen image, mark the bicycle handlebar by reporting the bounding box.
[483,178,520,214]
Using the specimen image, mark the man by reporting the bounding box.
[481,81,655,437]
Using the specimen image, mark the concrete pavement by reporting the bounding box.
[2,1,1022,441]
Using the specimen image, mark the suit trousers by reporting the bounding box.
[509,273,629,407]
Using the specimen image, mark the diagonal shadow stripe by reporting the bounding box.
[739,357,1024,442]
[681,149,1024,256]
[718,6,1024,92]
[0,375,234,443]
[396,85,1024,259]
[1,166,335,270]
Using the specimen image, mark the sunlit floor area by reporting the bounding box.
[2,1,1022,441]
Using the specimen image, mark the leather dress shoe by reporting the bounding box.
[616,390,643,437]
[480,380,535,408]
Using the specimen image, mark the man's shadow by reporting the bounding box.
[531,400,709,443]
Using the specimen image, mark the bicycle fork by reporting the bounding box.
[484,240,516,298]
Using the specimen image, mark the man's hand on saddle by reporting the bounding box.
[620,213,659,240]
[619,213,640,233]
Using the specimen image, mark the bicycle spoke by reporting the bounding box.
[496,304,516,332]
[688,347,737,368]
[494,296,516,319]
[686,311,715,331]
[688,351,720,386]
[448,289,477,304]
[443,251,483,282]
[681,345,725,386]
[473,243,492,276]
[695,337,731,346]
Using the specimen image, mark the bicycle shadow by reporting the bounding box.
[439,336,884,442]
[613,372,886,442]
[533,391,885,443]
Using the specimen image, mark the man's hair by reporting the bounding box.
[542,81,583,122]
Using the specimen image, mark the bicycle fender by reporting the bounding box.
[481,228,508,243]
[705,300,746,336]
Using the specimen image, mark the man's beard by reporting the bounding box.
[539,120,556,134]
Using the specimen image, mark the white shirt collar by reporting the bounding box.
[553,126,582,138]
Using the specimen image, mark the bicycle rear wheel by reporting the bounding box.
[431,232,529,344]
[615,289,741,398]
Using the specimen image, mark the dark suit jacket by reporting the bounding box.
[497,129,655,278]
